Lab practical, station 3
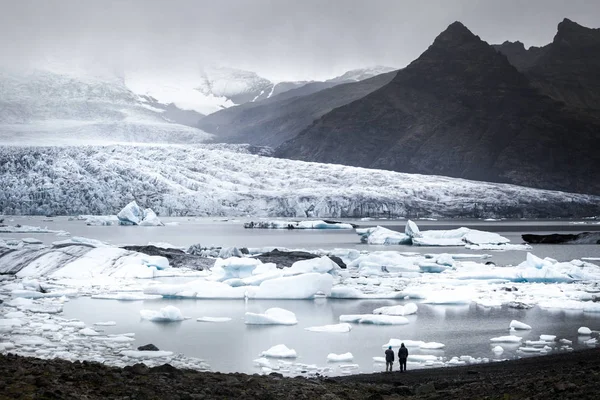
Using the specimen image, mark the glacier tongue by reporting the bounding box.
[1,145,599,218]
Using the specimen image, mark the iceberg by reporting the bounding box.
[244,308,298,325]
[327,352,353,362]
[509,320,532,330]
[144,279,249,299]
[261,344,297,358]
[355,226,411,245]
[578,327,592,335]
[490,335,522,343]
[305,323,352,333]
[284,256,340,276]
[244,220,354,229]
[121,350,174,359]
[405,220,421,238]
[84,215,119,226]
[197,317,232,322]
[210,257,262,281]
[249,273,333,299]
[339,314,409,325]
[79,328,100,336]
[140,305,185,322]
[373,303,418,316]
[117,201,163,226]
[492,346,504,354]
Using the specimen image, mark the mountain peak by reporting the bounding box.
[554,18,600,46]
[433,21,480,46]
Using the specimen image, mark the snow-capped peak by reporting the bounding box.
[327,66,397,83]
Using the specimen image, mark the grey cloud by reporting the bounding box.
[0,0,599,80]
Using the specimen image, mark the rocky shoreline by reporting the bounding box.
[1,349,599,399]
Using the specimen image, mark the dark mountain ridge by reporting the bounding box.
[275,21,600,195]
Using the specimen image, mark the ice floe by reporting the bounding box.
[327,352,353,362]
[578,327,592,335]
[140,305,185,322]
[305,323,352,333]
[490,335,523,343]
[197,316,232,322]
[509,320,532,330]
[340,314,409,325]
[117,201,164,226]
[261,344,297,358]
[373,303,418,316]
[245,308,298,325]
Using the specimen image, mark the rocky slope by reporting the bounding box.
[276,21,600,195]
[494,19,600,114]
[1,349,599,399]
[198,71,397,147]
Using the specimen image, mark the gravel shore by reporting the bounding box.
[1,349,599,399]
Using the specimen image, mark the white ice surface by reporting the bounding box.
[197,317,232,323]
[578,327,592,335]
[261,344,297,358]
[327,352,354,362]
[509,320,532,330]
[340,314,409,325]
[373,303,418,316]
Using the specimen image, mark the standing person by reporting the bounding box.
[398,343,409,372]
[384,346,395,372]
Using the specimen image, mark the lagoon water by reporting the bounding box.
[3,216,600,375]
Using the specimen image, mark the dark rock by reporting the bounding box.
[137,343,159,351]
[467,370,479,375]
[269,372,284,379]
[122,245,215,270]
[150,364,181,376]
[522,232,600,244]
[415,382,437,395]
[254,249,346,269]
[275,20,600,195]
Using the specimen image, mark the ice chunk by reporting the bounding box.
[197,317,232,322]
[509,320,532,330]
[121,350,173,359]
[249,273,333,299]
[405,220,421,238]
[93,321,117,326]
[490,335,522,343]
[492,346,504,354]
[305,323,352,333]
[253,357,272,368]
[210,257,262,281]
[373,303,418,316]
[261,344,297,358]
[540,335,556,342]
[144,279,248,299]
[419,342,445,350]
[340,314,409,325]
[578,327,592,335]
[284,256,339,276]
[79,328,100,336]
[372,356,386,363]
[92,293,162,301]
[52,236,109,248]
[117,201,144,225]
[218,247,243,259]
[84,215,119,226]
[244,308,298,325]
[327,352,353,362]
[422,290,472,305]
[356,226,411,245]
[140,305,185,322]
[138,208,164,226]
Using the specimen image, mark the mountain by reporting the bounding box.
[2,144,598,218]
[197,69,397,147]
[326,66,397,83]
[275,21,600,195]
[494,18,600,114]
[0,68,212,145]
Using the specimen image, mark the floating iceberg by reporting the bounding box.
[578,327,592,335]
[197,317,232,323]
[509,320,532,330]
[244,220,354,229]
[245,308,298,325]
[492,345,504,354]
[84,215,119,226]
[305,323,352,333]
[140,305,185,322]
[284,256,340,276]
[340,314,409,325]
[327,352,353,362]
[249,273,333,299]
[117,201,163,226]
[490,335,522,343]
[355,226,411,245]
[210,257,263,281]
[373,303,418,316]
[261,344,297,358]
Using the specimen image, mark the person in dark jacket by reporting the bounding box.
[384,345,394,372]
[398,343,409,372]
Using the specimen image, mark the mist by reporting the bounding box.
[1,0,599,81]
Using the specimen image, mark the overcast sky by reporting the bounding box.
[1,0,599,81]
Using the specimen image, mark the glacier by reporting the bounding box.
[1,145,599,218]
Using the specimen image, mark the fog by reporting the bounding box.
[1,0,599,80]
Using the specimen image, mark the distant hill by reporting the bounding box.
[276,21,600,195]
[198,69,397,147]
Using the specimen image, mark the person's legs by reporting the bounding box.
[385,361,391,372]
[401,359,407,372]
